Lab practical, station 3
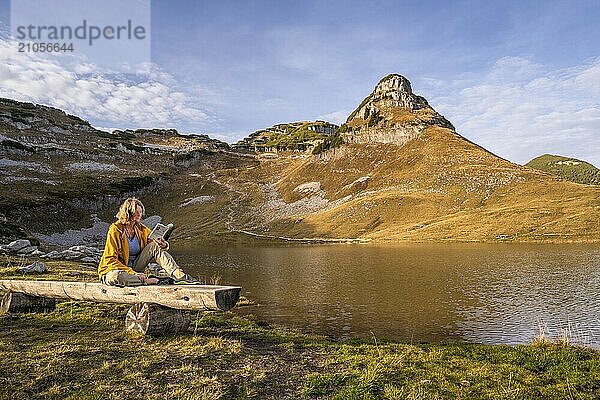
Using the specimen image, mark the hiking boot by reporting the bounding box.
[148,275,175,285]
[174,273,199,284]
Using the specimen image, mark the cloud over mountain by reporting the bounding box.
[428,56,600,165]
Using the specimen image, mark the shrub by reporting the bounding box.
[312,133,344,155]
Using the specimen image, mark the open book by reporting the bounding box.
[148,223,174,241]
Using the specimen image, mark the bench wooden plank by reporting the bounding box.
[0,280,241,311]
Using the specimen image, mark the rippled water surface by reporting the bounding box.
[176,243,600,345]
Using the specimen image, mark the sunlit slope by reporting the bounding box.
[143,152,299,243]
[259,127,600,242]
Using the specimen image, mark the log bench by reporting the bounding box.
[0,280,241,335]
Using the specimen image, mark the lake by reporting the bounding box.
[176,243,600,346]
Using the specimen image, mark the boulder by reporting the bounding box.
[41,250,63,259]
[39,246,101,262]
[16,245,38,255]
[17,261,47,274]
[2,239,31,252]
[60,249,86,260]
[69,245,102,257]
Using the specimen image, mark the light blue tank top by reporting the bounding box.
[127,235,141,267]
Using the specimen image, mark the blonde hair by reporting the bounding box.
[116,197,145,224]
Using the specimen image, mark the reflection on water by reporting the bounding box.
[174,243,600,345]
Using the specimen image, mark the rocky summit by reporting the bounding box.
[1,74,600,246]
[349,74,429,117]
[341,74,453,145]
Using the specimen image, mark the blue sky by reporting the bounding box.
[1,0,599,165]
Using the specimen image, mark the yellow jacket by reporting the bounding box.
[97,222,152,278]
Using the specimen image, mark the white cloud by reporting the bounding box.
[0,39,211,130]
[316,109,350,125]
[91,125,117,133]
[204,130,248,144]
[263,98,286,108]
[427,56,600,166]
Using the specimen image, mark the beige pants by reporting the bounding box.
[101,242,184,286]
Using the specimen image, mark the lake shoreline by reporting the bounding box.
[195,231,600,246]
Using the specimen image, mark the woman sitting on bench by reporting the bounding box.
[98,197,197,286]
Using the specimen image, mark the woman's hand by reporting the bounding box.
[135,273,158,285]
[135,272,148,281]
[155,237,168,249]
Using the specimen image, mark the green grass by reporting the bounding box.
[312,132,344,155]
[264,122,335,151]
[1,259,600,399]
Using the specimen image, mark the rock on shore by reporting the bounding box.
[1,239,101,264]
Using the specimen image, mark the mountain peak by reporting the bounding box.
[347,74,430,124]
[342,74,453,145]
[373,74,420,107]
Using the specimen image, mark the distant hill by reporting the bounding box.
[525,154,600,185]
[235,74,600,243]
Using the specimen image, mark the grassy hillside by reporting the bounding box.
[98,127,600,245]
[0,97,230,238]
[526,154,600,185]
[231,127,600,243]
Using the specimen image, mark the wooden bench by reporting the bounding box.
[0,279,241,335]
